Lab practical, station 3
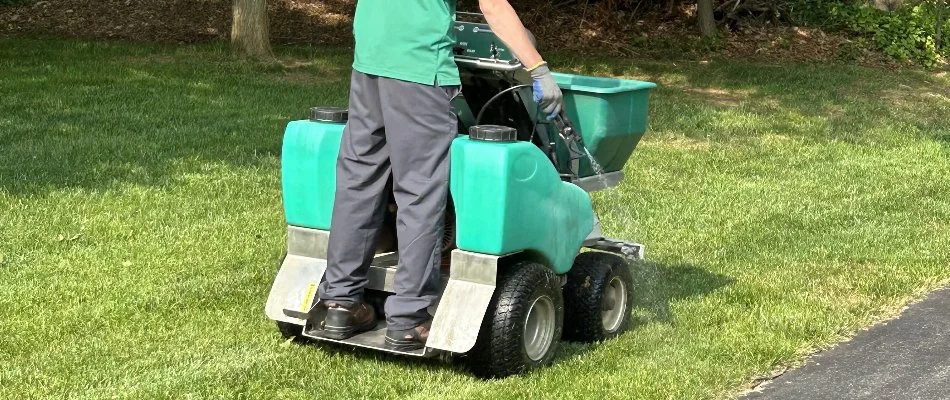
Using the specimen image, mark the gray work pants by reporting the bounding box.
[318,70,459,331]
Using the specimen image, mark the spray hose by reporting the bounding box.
[471,83,593,179]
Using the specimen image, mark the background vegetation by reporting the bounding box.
[1,0,948,66]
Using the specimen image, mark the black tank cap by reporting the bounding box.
[310,107,348,123]
[469,125,517,142]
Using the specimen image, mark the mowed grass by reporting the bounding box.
[1,37,949,399]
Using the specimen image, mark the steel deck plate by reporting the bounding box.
[302,322,440,358]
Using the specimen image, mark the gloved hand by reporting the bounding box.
[530,63,563,120]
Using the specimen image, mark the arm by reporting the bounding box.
[479,0,563,117]
[478,0,543,68]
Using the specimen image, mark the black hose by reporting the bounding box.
[473,84,532,126]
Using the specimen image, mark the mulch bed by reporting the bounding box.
[0,0,896,66]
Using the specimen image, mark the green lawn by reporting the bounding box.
[1,37,948,399]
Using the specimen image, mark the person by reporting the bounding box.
[316,0,565,351]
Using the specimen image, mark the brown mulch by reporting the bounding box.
[0,0,231,43]
[0,0,898,67]
[0,0,354,45]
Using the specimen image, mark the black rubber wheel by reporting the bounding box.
[562,251,634,342]
[465,261,564,378]
[276,321,304,340]
[274,251,308,342]
[441,197,457,253]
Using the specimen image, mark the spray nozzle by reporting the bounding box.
[553,114,586,177]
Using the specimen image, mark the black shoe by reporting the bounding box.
[316,301,377,340]
[384,319,432,351]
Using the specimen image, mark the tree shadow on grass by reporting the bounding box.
[5,38,947,197]
[555,260,734,360]
[935,130,950,149]
[0,38,352,196]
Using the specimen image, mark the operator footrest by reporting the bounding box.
[300,320,440,358]
[583,237,645,260]
[282,309,311,321]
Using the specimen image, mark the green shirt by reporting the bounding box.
[352,0,460,86]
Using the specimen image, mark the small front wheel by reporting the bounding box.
[273,251,307,342]
[276,321,304,340]
[465,261,564,378]
[563,252,634,342]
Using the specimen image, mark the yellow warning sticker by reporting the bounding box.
[300,283,317,312]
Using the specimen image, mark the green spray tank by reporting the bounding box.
[266,13,656,378]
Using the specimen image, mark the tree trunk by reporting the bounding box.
[231,0,272,59]
[697,0,718,38]
[873,0,904,12]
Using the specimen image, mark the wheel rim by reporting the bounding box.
[602,276,627,333]
[523,295,556,361]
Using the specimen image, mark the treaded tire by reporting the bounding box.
[274,251,308,342]
[563,252,634,342]
[276,321,304,340]
[465,261,564,378]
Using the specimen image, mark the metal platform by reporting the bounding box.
[301,320,442,358]
[583,215,646,260]
[573,171,624,192]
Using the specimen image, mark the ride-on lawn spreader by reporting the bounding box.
[265,14,657,378]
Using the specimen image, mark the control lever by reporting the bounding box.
[553,113,586,178]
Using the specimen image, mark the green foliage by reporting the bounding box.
[558,0,949,66]
[835,37,871,61]
[774,0,950,66]
[828,1,948,66]
[786,0,856,28]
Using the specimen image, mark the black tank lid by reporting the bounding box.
[469,125,517,142]
[310,107,348,123]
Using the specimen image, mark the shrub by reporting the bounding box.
[829,1,948,66]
